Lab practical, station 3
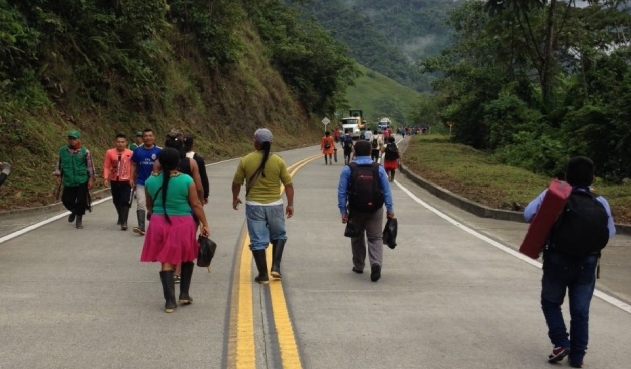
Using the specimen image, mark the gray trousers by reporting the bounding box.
[350,207,384,270]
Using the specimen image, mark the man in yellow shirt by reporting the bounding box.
[232,128,294,284]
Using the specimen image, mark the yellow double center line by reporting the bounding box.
[228,154,321,369]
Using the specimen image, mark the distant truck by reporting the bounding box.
[340,109,366,139]
[378,118,391,131]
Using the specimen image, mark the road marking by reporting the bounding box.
[228,154,319,369]
[393,179,631,315]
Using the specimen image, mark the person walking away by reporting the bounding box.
[54,130,96,229]
[334,129,340,143]
[0,162,11,187]
[338,140,394,282]
[103,134,133,230]
[524,156,615,368]
[129,132,143,150]
[370,130,383,163]
[155,130,205,284]
[130,129,161,235]
[184,134,209,205]
[342,133,354,164]
[364,129,373,142]
[321,131,335,165]
[140,148,210,313]
[232,128,294,283]
[382,136,401,182]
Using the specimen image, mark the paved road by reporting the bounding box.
[1,142,631,369]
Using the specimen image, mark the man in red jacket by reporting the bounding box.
[104,134,134,230]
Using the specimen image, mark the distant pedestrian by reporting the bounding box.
[338,140,394,282]
[334,129,340,143]
[342,133,354,164]
[369,130,383,163]
[321,131,335,165]
[130,128,161,236]
[0,161,11,187]
[129,132,143,151]
[140,147,210,313]
[524,156,616,368]
[103,134,134,230]
[382,136,401,182]
[54,130,96,229]
[364,129,373,142]
[232,128,294,283]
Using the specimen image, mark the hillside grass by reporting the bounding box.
[345,64,422,125]
[0,21,322,211]
[403,134,631,224]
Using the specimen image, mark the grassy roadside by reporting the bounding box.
[403,135,631,225]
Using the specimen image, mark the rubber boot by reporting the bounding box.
[133,210,146,235]
[115,205,122,225]
[159,270,177,313]
[271,240,286,280]
[178,262,195,305]
[251,250,269,285]
[119,205,129,231]
[75,215,83,229]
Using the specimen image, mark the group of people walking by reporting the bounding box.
[322,129,402,182]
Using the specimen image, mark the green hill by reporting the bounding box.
[344,64,423,128]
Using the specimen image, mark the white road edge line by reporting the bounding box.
[393,177,631,315]
[0,157,239,245]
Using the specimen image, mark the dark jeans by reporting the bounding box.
[541,252,598,363]
[371,149,380,162]
[110,181,132,207]
[62,183,88,215]
[344,149,352,164]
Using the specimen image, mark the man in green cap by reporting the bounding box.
[129,132,143,151]
[54,130,96,229]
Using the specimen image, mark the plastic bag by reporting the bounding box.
[197,236,217,269]
[383,218,398,249]
[344,219,363,238]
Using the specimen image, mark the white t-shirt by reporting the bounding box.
[364,131,373,141]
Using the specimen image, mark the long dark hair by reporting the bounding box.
[256,141,271,178]
[157,148,180,223]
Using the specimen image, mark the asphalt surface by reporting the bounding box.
[1,140,631,369]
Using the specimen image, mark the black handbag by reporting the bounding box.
[197,235,217,269]
[383,218,398,249]
[344,218,363,238]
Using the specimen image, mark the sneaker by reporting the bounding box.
[173,275,181,284]
[370,264,381,282]
[568,359,583,368]
[548,347,570,363]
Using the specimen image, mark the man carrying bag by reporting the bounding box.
[337,140,395,282]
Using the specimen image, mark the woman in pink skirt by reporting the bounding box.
[140,147,210,313]
[382,136,401,182]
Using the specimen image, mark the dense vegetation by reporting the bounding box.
[421,0,631,181]
[0,0,358,209]
[294,0,456,92]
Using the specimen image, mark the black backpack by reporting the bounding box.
[347,162,384,213]
[384,143,399,160]
[371,137,378,149]
[344,139,354,151]
[549,190,609,257]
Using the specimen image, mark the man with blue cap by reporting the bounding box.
[232,128,294,283]
[54,130,96,229]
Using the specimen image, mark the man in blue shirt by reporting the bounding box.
[130,128,161,235]
[524,156,615,368]
[337,140,394,282]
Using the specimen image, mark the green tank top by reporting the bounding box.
[145,172,193,216]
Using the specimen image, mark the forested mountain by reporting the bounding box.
[294,0,457,91]
[0,0,358,209]
[422,0,631,181]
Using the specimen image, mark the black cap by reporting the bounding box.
[183,133,194,144]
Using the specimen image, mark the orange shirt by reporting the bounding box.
[103,148,133,181]
[321,136,335,154]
